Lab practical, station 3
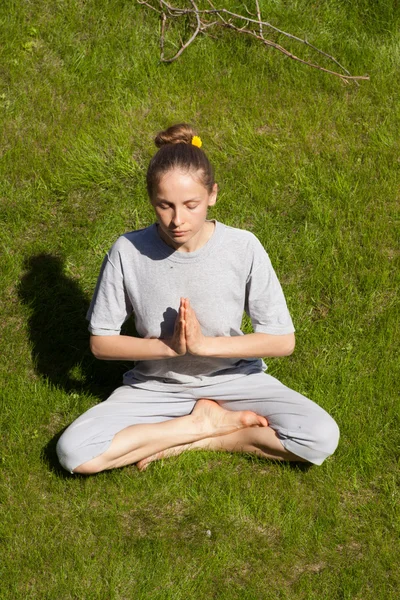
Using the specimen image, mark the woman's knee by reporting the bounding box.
[311,415,340,462]
[56,429,107,474]
[72,456,108,475]
[283,412,340,466]
[56,431,81,474]
[55,429,70,470]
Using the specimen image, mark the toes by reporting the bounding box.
[137,455,156,471]
[242,411,268,428]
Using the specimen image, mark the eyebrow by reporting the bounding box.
[155,197,202,203]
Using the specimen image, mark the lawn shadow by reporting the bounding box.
[18,254,135,472]
[18,253,132,398]
[242,452,313,472]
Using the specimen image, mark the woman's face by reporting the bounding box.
[151,168,217,252]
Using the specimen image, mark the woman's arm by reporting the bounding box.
[91,298,295,361]
[90,301,187,360]
[193,332,295,359]
[184,298,295,358]
[91,330,294,361]
[90,335,177,361]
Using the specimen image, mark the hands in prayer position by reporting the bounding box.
[90,297,294,361]
[170,297,205,357]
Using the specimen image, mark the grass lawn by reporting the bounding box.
[1,0,399,598]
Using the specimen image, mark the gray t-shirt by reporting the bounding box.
[87,221,295,390]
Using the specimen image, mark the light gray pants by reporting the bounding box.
[56,373,340,472]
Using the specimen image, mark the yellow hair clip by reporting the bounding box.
[191,135,202,148]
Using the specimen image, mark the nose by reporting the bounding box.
[171,209,183,227]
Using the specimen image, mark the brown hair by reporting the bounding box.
[146,124,215,198]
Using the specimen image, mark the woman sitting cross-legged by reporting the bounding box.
[56,123,339,475]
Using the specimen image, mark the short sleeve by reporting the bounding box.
[245,237,295,335]
[86,251,133,336]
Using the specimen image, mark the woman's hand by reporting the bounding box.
[167,297,294,360]
[168,298,187,356]
[183,298,207,356]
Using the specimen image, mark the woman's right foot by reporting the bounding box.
[191,398,268,437]
[136,399,268,471]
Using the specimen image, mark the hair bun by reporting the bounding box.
[155,123,198,148]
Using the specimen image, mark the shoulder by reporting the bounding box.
[217,222,267,256]
[108,224,157,256]
[102,225,158,275]
[216,223,274,282]
[114,224,155,247]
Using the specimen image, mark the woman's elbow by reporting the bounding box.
[90,336,106,359]
[282,334,295,356]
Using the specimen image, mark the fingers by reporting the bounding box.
[178,298,200,346]
[183,297,190,318]
[179,297,192,326]
[179,302,185,322]
[184,298,195,321]
[184,300,196,335]
[180,297,192,313]
[178,297,186,328]
[171,303,186,356]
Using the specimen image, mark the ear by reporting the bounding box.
[208,183,218,207]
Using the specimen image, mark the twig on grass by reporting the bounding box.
[254,0,264,40]
[137,0,369,83]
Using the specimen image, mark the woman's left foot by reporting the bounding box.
[137,398,268,471]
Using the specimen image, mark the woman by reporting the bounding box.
[56,124,339,474]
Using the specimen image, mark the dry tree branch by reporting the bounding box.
[254,0,264,40]
[221,22,365,82]
[137,0,369,82]
[159,0,202,62]
[137,0,159,11]
[160,11,167,58]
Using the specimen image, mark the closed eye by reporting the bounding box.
[156,201,200,210]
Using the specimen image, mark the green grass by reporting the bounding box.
[1,0,399,598]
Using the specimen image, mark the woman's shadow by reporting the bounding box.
[18,254,135,473]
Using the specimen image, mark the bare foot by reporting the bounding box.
[192,398,268,437]
[136,399,268,471]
